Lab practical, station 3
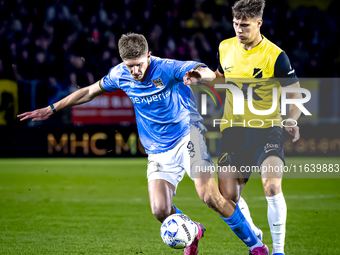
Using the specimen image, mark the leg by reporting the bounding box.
[261,156,283,196]
[187,126,268,253]
[193,160,236,218]
[192,160,267,253]
[238,196,261,238]
[218,170,245,203]
[148,179,176,223]
[218,167,261,238]
[147,154,201,255]
[217,145,256,224]
[261,156,287,255]
[147,146,189,223]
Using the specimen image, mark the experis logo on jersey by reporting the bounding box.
[130,90,170,105]
[200,83,312,128]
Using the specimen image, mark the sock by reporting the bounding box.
[238,196,259,236]
[266,192,287,254]
[172,205,183,214]
[220,204,262,250]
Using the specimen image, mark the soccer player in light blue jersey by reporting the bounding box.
[18,33,269,254]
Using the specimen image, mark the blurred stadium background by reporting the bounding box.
[0,0,339,157]
[0,0,339,254]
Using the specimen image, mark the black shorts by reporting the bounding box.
[217,126,285,182]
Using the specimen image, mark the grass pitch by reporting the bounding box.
[0,158,339,254]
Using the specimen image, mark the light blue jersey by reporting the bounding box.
[100,56,206,154]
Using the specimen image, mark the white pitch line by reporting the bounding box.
[174,194,339,201]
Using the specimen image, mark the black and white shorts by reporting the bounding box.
[218,126,285,183]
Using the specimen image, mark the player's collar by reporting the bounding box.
[240,34,265,53]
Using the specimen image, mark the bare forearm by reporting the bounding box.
[52,81,104,112]
[53,87,93,111]
[285,82,302,121]
[18,81,104,122]
[288,105,302,121]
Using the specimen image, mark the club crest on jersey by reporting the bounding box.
[152,78,165,89]
[253,68,263,78]
[128,81,135,88]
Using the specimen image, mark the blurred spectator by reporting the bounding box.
[16,48,34,80]
[45,0,71,25]
[68,72,78,92]
[291,40,310,74]
[149,24,163,55]
[32,51,50,80]
[97,49,113,77]
[47,75,69,105]
[66,54,94,86]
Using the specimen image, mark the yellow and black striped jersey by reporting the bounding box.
[217,36,298,130]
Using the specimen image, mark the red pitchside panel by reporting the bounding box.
[71,90,136,125]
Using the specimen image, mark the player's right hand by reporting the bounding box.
[285,124,300,142]
[17,106,53,121]
[183,70,201,86]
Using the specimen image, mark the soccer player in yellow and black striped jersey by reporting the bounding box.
[214,1,302,255]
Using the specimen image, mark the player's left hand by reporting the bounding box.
[183,70,202,85]
[285,121,300,142]
[17,106,53,122]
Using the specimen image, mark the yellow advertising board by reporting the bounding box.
[0,79,18,125]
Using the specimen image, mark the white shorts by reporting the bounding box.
[147,125,212,194]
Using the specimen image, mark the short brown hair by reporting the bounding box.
[232,0,265,20]
[118,33,149,60]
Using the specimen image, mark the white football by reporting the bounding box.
[160,214,198,249]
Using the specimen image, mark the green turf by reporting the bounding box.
[0,158,339,254]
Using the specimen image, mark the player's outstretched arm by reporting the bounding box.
[17,80,105,122]
[285,81,302,142]
[183,66,216,85]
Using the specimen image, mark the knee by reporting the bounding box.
[151,205,171,223]
[218,187,239,203]
[263,180,281,196]
[217,177,244,203]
